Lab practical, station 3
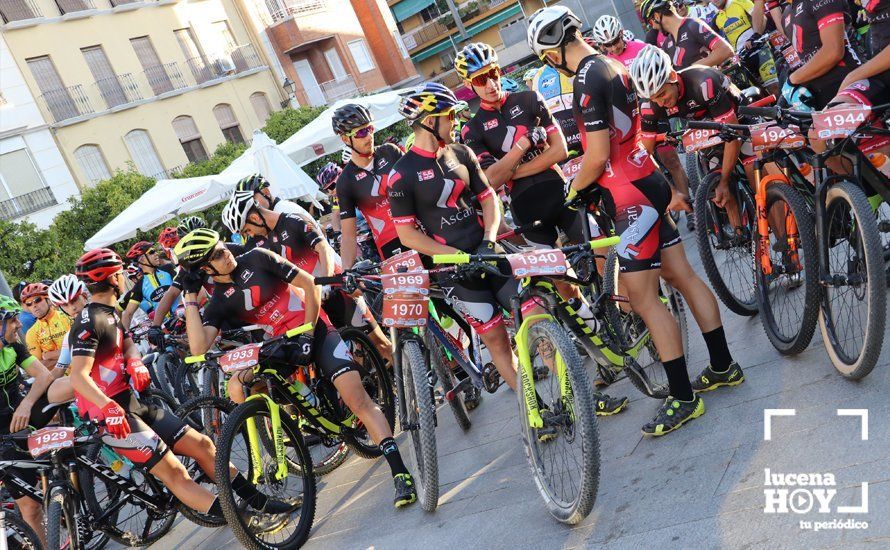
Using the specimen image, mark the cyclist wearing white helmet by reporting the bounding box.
[47,275,89,380]
[529,5,743,437]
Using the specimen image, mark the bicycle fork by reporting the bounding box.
[244,392,288,485]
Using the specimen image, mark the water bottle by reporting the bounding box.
[797,163,815,185]
[868,153,890,179]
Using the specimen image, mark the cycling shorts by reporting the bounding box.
[436,271,527,335]
[510,179,602,249]
[266,320,358,384]
[835,77,890,110]
[91,389,191,472]
[323,290,373,329]
[0,392,62,501]
[602,172,682,273]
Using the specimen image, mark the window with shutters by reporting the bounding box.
[347,39,375,73]
[250,92,273,123]
[26,56,76,121]
[213,104,244,144]
[130,36,172,95]
[0,148,56,220]
[172,115,207,163]
[324,48,347,81]
[82,45,126,108]
[73,145,111,185]
[175,28,211,84]
[124,130,165,177]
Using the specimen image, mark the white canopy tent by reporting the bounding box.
[85,88,410,249]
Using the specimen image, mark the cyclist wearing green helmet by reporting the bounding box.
[235,173,323,234]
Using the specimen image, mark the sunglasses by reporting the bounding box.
[470,66,501,87]
[209,247,227,263]
[25,297,44,307]
[602,36,623,48]
[348,125,374,138]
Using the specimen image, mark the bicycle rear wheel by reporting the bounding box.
[694,173,759,316]
[819,182,886,379]
[401,339,439,512]
[518,320,600,524]
[755,182,820,354]
[1,511,41,550]
[426,330,471,431]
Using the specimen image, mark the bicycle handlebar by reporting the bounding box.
[431,235,621,265]
[184,322,314,364]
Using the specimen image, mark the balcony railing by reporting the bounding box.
[39,85,93,123]
[55,0,94,15]
[93,73,142,109]
[229,44,264,72]
[185,56,218,84]
[265,0,326,23]
[401,0,512,51]
[0,187,57,221]
[319,75,360,103]
[143,62,188,95]
[0,0,42,23]
[431,68,462,90]
[109,0,140,5]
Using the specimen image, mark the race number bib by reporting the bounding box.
[219,343,263,374]
[506,249,568,279]
[382,250,423,274]
[28,427,75,458]
[813,105,870,140]
[682,129,723,153]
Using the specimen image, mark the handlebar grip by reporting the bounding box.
[738,106,779,118]
[184,354,205,364]
[432,253,470,265]
[313,276,342,286]
[589,235,620,249]
[285,323,314,338]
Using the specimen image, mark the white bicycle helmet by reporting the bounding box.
[592,15,623,45]
[630,44,674,99]
[48,274,86,306]
[623,29,635,42]
[523,67,540,84]
[222,189,257,234]
[527,6,583,59]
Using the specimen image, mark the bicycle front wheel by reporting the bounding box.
[819,182,886,379]
[0,511,41,550]
[518,320,600,524]
[46,487,76,550]
[426,330,471,431]
[401,339,439,512]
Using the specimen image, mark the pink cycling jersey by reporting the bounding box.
[608,39,648,70]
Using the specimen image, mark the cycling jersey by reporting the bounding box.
[662,17,730,68]
[271,197,324,235]
[645,28,668,47]
[714,0,757,50]
[640,66,742,135]
[336,143,405,259]
[0,343,32,415]
[69,303,132,419]
[608,39,648,70]
[128,264,180,313]
[250,214,337,278]
[865,0,890,53]
[388,144,494,253]
[25,308,71,360]
[783,0,862,108]
[171,242,245,295]
[530,67,582,156]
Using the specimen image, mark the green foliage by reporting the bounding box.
[174,141,248,179]
[262,105,327,144]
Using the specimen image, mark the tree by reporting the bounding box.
[174,141,248,179]
[262,105,327,144]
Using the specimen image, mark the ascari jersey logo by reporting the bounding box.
[483,119,498,131]
[224,287,236,297]
[355,171,367,180]
[509,105,523,118]
[418,169,435,181]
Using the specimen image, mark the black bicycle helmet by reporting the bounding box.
[332,104,372,135]
[235,173,270,194]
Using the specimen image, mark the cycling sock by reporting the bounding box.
[232,472,269,509]
[380,437,409,477]
[207,497,223,516]
[702,326,733,372]
[663,356,694,401]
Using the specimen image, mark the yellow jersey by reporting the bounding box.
[25,308,71,360]
[714,0,756,51]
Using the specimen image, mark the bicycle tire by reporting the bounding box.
[684,152,702,198]
[214,399,316,550]
[819,182,886,379]
[0,511,41,550]
[694,172,759,316]
[77,444,117,550]
[46,487,75,550]
[153,352,178,399]
[756,182,820,354]
[173,361,202,406]
[517,319,600,524]
[426,330,471,431]
[401,339,439,512]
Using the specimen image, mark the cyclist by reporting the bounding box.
[157,226,180,260]
[47,275,89,381]
[316,162,342,236]
[710,0,780,95]
[223,190,394,363]
[235,173,323,235]
[70,248,295,521]
[642,0,734,68]
[836,0,890,98]
[0,296,68,546]
[21,282,70,372]
[529,6,744,435]
[173,229,417,507]
[120,241,179,329]
[331,104,406,267]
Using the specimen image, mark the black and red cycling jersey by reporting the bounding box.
[202,248,316,337]
[172,242,244,295]
[572,54,657,190]
[782,0,862,100]
[640,66,742,136]
[335,143,404,259]
[461,91,564,196]
[864,0,890,54]
[246,214,340,278]
[388,144,494,253]
[661,17,729,68]
[69,303,131,418]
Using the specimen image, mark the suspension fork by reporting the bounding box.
[814,155,832,278]
[244,390,288,484]
[390,327,409,427]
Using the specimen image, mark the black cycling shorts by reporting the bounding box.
[511,179,602,248]
[602,172,682,273]
[323,290,373,329]
[0,393,59,501]
[436,270,523,334]
[91,389,191,472]
[268,320,358,384]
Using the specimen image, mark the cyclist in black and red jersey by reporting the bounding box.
[69,248,295,523]
[389,81,628,415]
[835,0,890,103]
[529,6,744,436]
[331,105,406,266]
[174,229,416,507]
[641,0,734,68]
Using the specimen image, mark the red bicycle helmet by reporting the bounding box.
[20,283,49,302]
[157,227,180,249]
[125,241,154,260]
[76,248,124,283]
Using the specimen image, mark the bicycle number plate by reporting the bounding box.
[382,294,428,328]
[781,47,802,70]
[561,157,583,181]
[219,342,263,374]
[28,427,75,458]
[382,271,430,296]
[682,129,723,153]
[382,249,423,274]
[813,105,871,139]
[506,249,568,279]
[769,31,789,49]
[750,123,805,152]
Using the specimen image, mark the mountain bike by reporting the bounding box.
[0,509,41,550]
